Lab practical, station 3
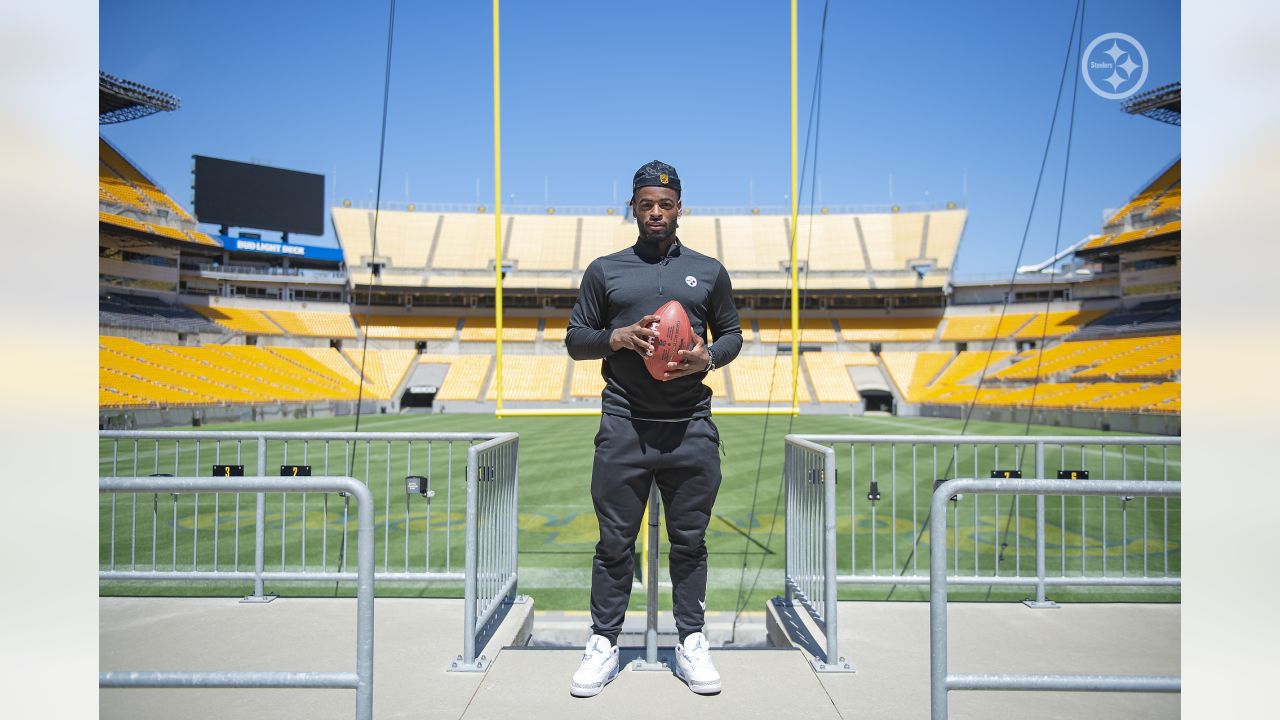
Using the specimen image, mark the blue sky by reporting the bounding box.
[100,0,1180,276]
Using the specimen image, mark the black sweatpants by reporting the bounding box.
[589,412,722,645]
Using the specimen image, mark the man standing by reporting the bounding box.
[565,160,742,697]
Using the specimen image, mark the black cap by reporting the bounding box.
[631,160,681,196]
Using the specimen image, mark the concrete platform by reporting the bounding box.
[101,597,1179,719]
[461,647,839,720]
[808,601,1180,720]
[100,597,531,720]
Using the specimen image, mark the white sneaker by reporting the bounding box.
[674,632,721,694]
[570,634,620,697]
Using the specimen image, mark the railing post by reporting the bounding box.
[930,480,951,720]
[646,484,659,665]
[783,445,794,602]
[632,483,666,671]
[820,447,849,670]
[354,476,376,720]
[459,445,480,669]
[242,435,273,603]
[1025,441,1058,609]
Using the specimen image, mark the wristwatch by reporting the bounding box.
[704,349,716,374]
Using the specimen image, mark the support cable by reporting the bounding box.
[731,0,829,641]
[338,0,397,595]
[887,0,1084,599]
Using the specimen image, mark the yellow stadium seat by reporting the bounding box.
[189,306,284,335]
[486,356,567,401]
[727,356,810,403]
[264,310,358,338]
[838,316,940,342]
[940,314,1037,342]
[459,316,538,342]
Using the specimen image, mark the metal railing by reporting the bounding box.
[456,432,520,671]
[930,478,1181,720]
[99,430,519,670]
[190,264,349,281]
[99,475,374,720]
[783,434,1181,669]
[784,436,844,670]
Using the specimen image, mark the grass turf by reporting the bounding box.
[100,412,1179,611]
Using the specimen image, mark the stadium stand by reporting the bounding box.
[939,314,1037,342]
[459,316,539,342]
[576,216,639,268]
[99,336,367,407]
[755,318,839,343]
[1069,299,1180,339]
[1104,161,1181,227]
[485,355,568,401]
[702,365,728,397]
[358,315,459,340]
[264,310,358,338]
[100,139,194,221]
[880,351,955,402]
[431,213,498,270]
[1010,310,1108,339]
[716,216,789,272]
[570,359,604,397]
[794,215,863,271]
[727,356,812,403]
[542,318,568,343]
[1079,161,1181,251]
[913,350,1015,402]
[990,336,1179,381]
[1071,335,1180,380]
[341,349,417,400]
[332,206,965,291]
[802,352,877,403]
[568,358,726,399]
[267,347,366,394]
[838,316,940,342]
[99,294,220,334]
[1081,219,1181,251]
[506,215,577,270]
[417,354,493,401]
[99,139,219,247]
[190,306,284,335]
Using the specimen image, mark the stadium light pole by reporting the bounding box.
[789,0,800,413]
[492,0,504,415]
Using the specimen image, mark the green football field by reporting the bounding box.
[99,412,1179,612]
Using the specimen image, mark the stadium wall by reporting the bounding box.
[918,403,1179,436]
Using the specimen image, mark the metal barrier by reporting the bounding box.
[455,432,521,671]
[99,475,374,720]
[783,436,845,671]
[783,434,1180,670]
[930,478,1182,720]
[98,430,519,670]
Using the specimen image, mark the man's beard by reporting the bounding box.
[638,217,678,244]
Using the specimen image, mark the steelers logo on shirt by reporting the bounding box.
[685,275,697,287]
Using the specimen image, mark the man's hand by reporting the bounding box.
[665,336,710,379]
[610,314,661,356]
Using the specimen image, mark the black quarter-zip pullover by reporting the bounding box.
[566,238,742,420]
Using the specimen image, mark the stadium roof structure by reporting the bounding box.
[1122,81,1180,126]
[99,71,180,125]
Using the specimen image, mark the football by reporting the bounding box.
[643,300,697,381]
